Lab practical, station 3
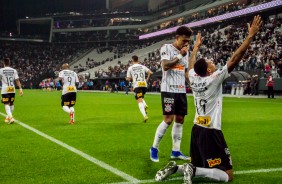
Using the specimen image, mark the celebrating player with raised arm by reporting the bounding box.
[155,15,262,184]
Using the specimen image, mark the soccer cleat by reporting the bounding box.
[144,105,148,114]
[171,151,190,160]
[183,163,195,184]
[150,147,159,162]
[9,117,15,124]
[4,117,9,123]
[155,161,178,181]
[144,116,148,123]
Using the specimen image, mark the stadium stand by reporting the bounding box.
[0,0,281,94]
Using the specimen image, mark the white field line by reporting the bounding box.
[107,167,282,184]
[2,112,282,184]
[0,112,139,183]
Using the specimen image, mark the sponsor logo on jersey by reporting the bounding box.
[67,86,75,92]
[207,158,221,167]
[137,81,146,87]
[170,85,185,89]
[196,116,211,127]
[6,86,15,92]
[172,64,184,70]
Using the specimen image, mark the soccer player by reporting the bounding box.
[150,26,192,162]
[155,16,262,184]
[0,58,23,124]
[126,55,152,122]
[59,63,79,124]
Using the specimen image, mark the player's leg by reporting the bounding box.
[61,94,73,124]
[171,93,189,160]
[150,93,175,162]
[2,94,14,124]
[186,126,232,183]
[134,88,147,122]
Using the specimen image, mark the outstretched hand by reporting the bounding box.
[194,32,203,48]
[248,15,262,38]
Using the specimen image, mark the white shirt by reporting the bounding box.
[126,63,150,89]
[0,67,19,94]
[59,69,79,95]
[188,65,230,130]
[160,44,189,93]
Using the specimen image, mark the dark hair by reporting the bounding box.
[3,58,10,66]
[132,55,138,62]
[194,58,207,76]
[176,26,193,37]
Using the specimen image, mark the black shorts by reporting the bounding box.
[61,92,76,107]
[1,93,15,105]
[161,92,187,115]
[190,125,232,171]
[134,87,147,100]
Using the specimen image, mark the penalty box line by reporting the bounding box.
[0,112,139,183]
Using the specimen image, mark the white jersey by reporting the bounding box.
[126,63,149,89]
[0,67,19,94]
[59,69,79,95]
[160,44,189,93]
[188,65,230,130]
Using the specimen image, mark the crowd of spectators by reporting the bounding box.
[85,16,281,82]
[0,41,92,88]
[0,1,281,92]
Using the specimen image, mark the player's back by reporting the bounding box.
[127,63,148,89]
[59,69,78,94]
[0,67,19,94]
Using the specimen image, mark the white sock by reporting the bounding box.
[5,105,12,118]
[142,99,147,107]
[138,102,146,117]
[152,121,169,148]
[62,106,71,114]
[10,105,14,113]
[172,122,183,151]
[195,167,229,182]
[70,107,75,113]
[177,165,184,174]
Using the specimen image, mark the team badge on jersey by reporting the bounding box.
[164,103,172,112]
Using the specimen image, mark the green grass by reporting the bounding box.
[0,90,281,184]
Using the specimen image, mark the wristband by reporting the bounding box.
[176,54,183,60]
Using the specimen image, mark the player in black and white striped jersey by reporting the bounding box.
[126,55,152,122]
[150,26,193,162]
[59,63,79,124]
[0,58,23,124]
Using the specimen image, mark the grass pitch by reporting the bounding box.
[0,90,281,184]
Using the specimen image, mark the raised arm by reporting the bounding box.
[227,15,262,73]
[188,33,203,72]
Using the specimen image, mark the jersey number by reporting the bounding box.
[6,77,14,86]
[67,77,72,85]
[195,99,207,114]
[134,73,144,81]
